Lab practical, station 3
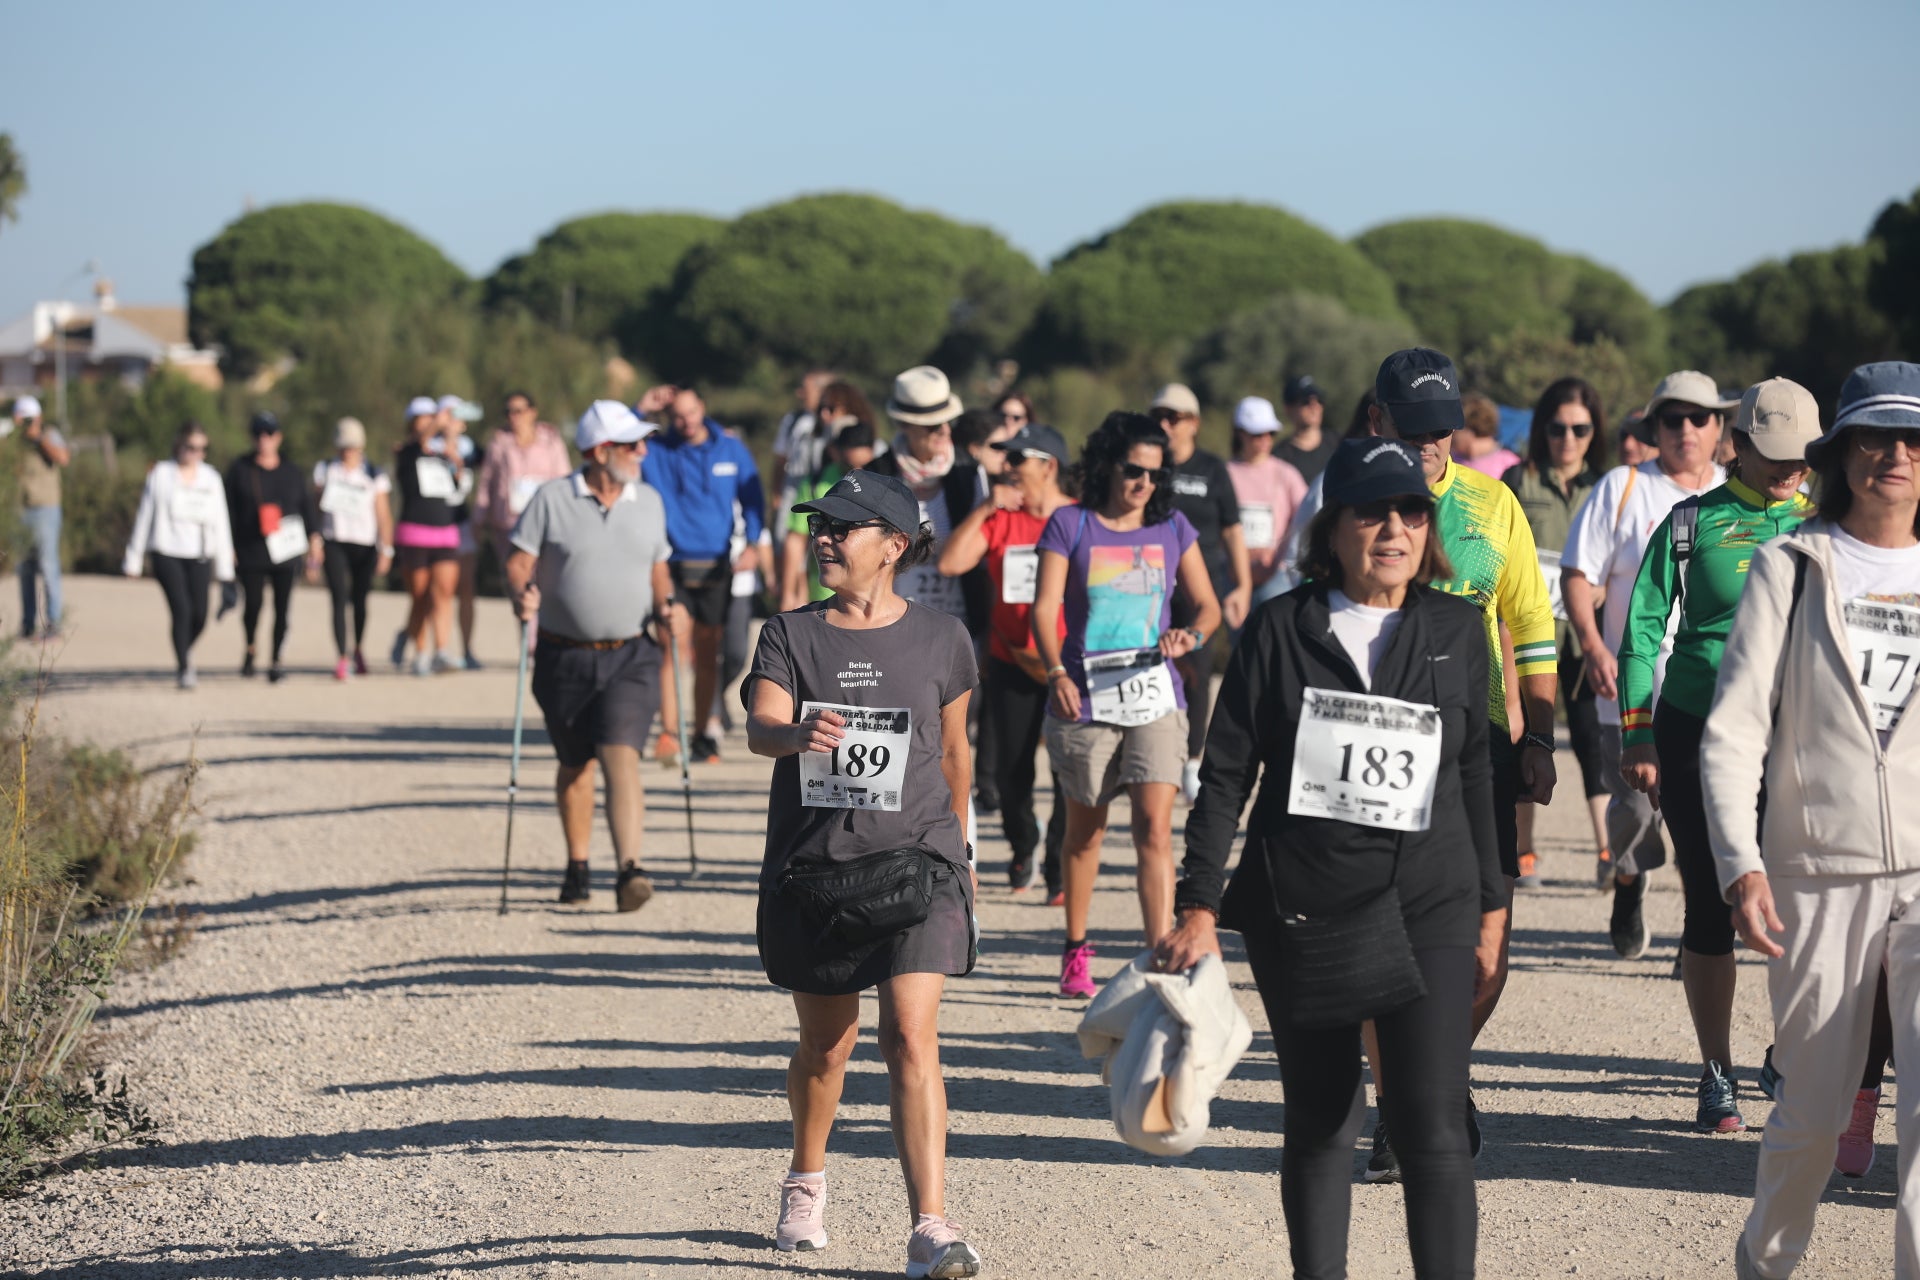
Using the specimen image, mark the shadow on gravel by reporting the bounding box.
[24,1232,666,1279]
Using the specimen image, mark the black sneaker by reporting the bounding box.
[1364,1120,1401,1183]
[267,664,287,684]
[558,861,591,904]
[690,734,720,765]
[615,863,655,913]
[1467,1094,1483,1159]
[1757,1044,1782,1101]
[1610,874,1650,959]
[1698,1060,1746,1133]
[1007,853,1035,891]
[241,650,257,678]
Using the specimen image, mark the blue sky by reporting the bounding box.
[3,0,1916,323]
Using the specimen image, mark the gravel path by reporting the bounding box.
[1,575,1896,1278]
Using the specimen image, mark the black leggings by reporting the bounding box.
[1246,936,1477,1280]
[150,553,211,671]
[239,562,297,662]
[1561,642,1607,800]
[981,657,1066,890]
[323,541,378,658]
[1654,700,1731,955]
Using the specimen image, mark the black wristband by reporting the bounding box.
[1521,731,1556,754]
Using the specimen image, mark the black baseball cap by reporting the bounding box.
[1282,375,1324,406]
[1620,408,1656,446]
[1374,348,1465,438]
[792,468,922,535]
[249,410,282,437]
[1321,438,1433,508]
[991,422,1069,463]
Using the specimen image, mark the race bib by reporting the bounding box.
[170,486,217,526]
[1241,503,1277,550]
[265,514,308,565]
[415,457,455,500]
[1287,687,1442,832]
[320,479,374,521]
[1538,547,1566,622]
[1001,545,1038,604]
[1085,648,1177,727]
[1845,599,1920,734]
[798,702,910,810]
[509,475,542,515]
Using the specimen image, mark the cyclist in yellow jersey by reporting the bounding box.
[1360,349,1559,1180]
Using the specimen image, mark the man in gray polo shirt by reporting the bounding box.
[508,400,680,911]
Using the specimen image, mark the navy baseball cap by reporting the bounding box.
[792,468,923,536]
[1375,348,1465,438]
[1282,375,1325,406]
[991,422,1069,463]
[1321,438,1433,509]
[249,410,282,437]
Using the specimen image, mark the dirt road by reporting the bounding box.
[1,576,1896,1278]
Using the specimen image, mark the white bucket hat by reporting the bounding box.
[886,366,963,427]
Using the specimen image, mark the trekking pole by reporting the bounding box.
[667,627,699,878]
[499,619,531,915]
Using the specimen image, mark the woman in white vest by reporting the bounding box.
[313,417,394,681]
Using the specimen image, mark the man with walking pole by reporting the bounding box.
[505,401,681,910]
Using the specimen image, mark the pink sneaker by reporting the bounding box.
[774,1174,827,1252]
[1836,1088,1880,1178]
[333,657,351,682]
[1059,942,1095,999]
[907,1215,981,1279]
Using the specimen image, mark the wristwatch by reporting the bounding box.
[1185,627,1207,646]
[1521,731,1556,754]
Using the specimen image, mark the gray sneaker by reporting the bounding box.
[177,663,198,691]
[907,1216,980,1279]
[774,1174,827,1253]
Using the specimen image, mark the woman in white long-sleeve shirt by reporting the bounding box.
[1702,361,1920,1280]
[123,422,236,688]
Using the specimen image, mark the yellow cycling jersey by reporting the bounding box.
[1428,460,1558,728]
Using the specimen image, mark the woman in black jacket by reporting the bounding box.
[224,411,322,682]
[1158,438,1506,1280]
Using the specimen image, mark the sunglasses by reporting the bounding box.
[1008,449,1053,465]
[1148,408,1192,425]
[600,440,643,454]
[1852,427,1919,460]
[807,514,888,542]
[1658,408,1717,431]
[1118,462,1169,484]
[1350,498,1432,529]
[1000,409,1028,422]
[180,443,207,454]
[1547,422,1594,440]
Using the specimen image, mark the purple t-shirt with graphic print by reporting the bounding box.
[1037,506,1198,722]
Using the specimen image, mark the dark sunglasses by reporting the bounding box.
[1010,449,1054,465]
[1658,408,1717,431]
[1350,497,1433,528]
[1118,462,1169,483]
[807,514,888,542]
[1401,429,1454,446]
[1547,422,1594,440]
[1148,407,1191,425]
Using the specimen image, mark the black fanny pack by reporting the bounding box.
[1278,884,1427,1030]
[779,848,937,952]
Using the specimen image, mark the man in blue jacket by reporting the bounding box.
[640,386,766,764]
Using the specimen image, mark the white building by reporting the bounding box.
[0,281,222,398]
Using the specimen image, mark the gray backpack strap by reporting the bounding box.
[1670,502,1702,606]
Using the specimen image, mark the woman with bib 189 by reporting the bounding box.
[747,469,983,1279]
[1159,437,1505,1278]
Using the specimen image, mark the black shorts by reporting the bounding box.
[671,559,733,628]
[396,544,459,573]
[530,635,663,769]
[1489,731,1521,878]
[1654,701,1731,956]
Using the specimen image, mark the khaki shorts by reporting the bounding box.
[1044,710,1189,808]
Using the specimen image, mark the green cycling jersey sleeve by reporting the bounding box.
[1616,480,1813,746]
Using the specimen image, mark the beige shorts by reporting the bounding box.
[1044,710,1190,808]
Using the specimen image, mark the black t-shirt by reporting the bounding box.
[394,441,464,528]
[1168,449,1240,595]
[1274,431,1342,485]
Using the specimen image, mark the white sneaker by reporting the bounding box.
[775,1174,828,1252]
[907,1216,981,1278]
[1181,758,1202,805]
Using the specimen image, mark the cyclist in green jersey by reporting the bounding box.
[1616,378,1819,1135]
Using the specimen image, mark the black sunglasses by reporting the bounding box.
[1350,497,1433,528]
[1401,429,1454,446]
[807,514,888,542]
[1148,407,1190,425]
[1118,462,1169,483]
[1658,408,1717,431]
[1547,422,1594,440]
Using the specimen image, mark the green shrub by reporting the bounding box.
[1461,331,1647,422]
[1185,291,1421,427]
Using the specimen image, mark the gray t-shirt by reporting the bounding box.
[747,601,978,882]
[510,471,671,642]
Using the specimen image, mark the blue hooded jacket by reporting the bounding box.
[641,418,766,561]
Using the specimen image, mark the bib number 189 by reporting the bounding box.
[799,702,911,810]
[828,742,891,778]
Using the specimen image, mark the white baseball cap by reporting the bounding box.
[334,416,367,450]
[1150,383,1201,417]
[1232,396,1283,434]
[405,395,439,419]
[1735,378,1822,462]
[12,394,41,420]
[576,400,657,452]
[1644,370,1738,419]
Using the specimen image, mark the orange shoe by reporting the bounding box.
[655,731,680,766]
[1515,851,1541,888]
[1594,847,1615,892]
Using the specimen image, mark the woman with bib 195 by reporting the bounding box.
[746,468,983,1279]
[1159,437,1505,1279]
[1031,411,1220,998]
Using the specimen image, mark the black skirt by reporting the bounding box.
[757,859,975,996]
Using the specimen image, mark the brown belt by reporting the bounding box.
[538,629,640,652]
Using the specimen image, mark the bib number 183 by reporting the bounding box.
[1288,687,1442,832]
